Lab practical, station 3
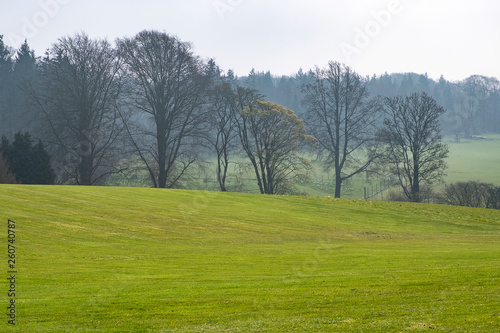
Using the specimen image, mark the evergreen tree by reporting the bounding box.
[0,35,14,136]
[14,40,36,76]
[246,68,258,89]
[12,40,37,133]
[0,152,16,184]
[0,132,55,184]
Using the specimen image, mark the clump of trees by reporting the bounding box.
[3,31,318,193]
[1,31,499,202]
[441,181,500,209]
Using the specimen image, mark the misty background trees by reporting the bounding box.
[0,31,499,208]
[27,33,123,185]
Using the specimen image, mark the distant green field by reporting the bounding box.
[1,185,500,332]
[108,134,500,199]
[444,134,500,185]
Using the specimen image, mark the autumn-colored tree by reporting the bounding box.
[236,100,313,195]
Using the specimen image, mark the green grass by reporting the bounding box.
[2,185,500,332]
[444,134,500,185]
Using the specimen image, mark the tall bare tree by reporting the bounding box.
[209,81,237,191]
[302,61,380,198]
[117,30,209,188]
[28,33,123,185]
[204,59,239,192]
[236,99,313,195]
[378,92,449,202]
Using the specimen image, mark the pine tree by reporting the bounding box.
[0,35,14,136]
[12,40,37,133]
[0,132,55,184]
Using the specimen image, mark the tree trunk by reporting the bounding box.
[412,156,420,202]
[78,154,92,185]
[216,159,227,192]
[157,120,167,188]
[78,131,92,185]
[334,169,342,198]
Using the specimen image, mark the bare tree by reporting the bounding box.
[209,82,238,191]
[117,31,209,188]
[204,59,240,192]
[378,92,449,202]
[236,99,313,195]
[302,61,380,198]
[28,33,123,185]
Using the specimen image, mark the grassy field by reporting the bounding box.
[2,185,499,332]
[444,134,500,185]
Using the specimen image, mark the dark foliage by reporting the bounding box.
[0,132,55,184]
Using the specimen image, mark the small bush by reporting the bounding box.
[386,188,409,202]
[442,181,500,209]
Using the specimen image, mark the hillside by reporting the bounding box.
[1,185,500,332]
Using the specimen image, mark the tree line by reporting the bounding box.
[0,31,498,208]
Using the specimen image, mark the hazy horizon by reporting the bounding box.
[2,0,499,81]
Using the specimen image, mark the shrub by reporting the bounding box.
[442,181,500,209]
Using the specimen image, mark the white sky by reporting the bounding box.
[1,0,499,81]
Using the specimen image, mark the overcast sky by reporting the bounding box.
[1,0,499,81]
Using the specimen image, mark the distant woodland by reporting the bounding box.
[2,36,499,140]
[0,32,499,206]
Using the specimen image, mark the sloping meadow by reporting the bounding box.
[1,185,499,332]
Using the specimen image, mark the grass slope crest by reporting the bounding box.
[1,185,500,332]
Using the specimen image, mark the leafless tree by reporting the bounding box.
[378,92,449,202]
[208,82,238,191]
[117,30,210,188]
[302,61,381,198]
[28,33,123,185]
